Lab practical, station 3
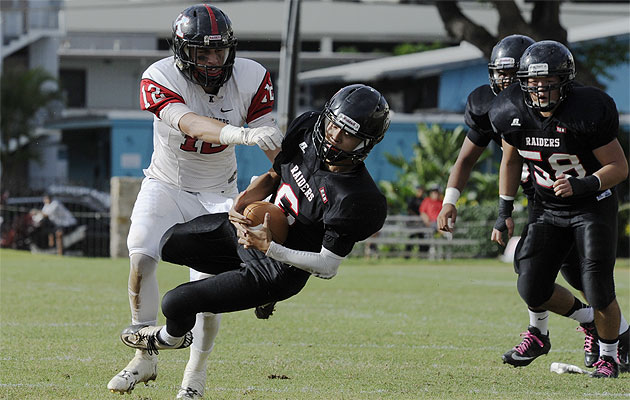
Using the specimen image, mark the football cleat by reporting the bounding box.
[618,328,629,373]
[107,351,157,394]
[577,322,599,368]
[120,324,193,355]
[176,369,206,399]
[255,302,276,320]
[502,326,551,367]
[591,355,619,378]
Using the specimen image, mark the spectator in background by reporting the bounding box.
[32,194,77,255]
[407,186,425,216]
[419,185,443,231]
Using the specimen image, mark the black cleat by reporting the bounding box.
[255,302,276,319]
[618,328,629,373]
[502,326,551,367]
[591,355,619,378]
[578,322,599,368]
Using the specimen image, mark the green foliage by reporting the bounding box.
[1,68,64,189]
[380,123,501,214]
[393,41,445,56]
[380,123,466,213]
[1,249,628,399]
[573,37,630,81]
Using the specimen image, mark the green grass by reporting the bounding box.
[1,249,628,400]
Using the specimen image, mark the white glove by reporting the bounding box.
[247,126,284,151]
[219,125,283,151]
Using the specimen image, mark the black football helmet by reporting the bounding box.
[517,40,575,112]
[171,4,237,88]
[488,34,535,95]
[313,84,390,165]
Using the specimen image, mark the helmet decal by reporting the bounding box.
[336,113,361,134]
[493,57,516,69]
[527,63,549,76]
[174,15,189,39]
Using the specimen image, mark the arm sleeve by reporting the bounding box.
[266,241,344,279]
[160,102,194,131]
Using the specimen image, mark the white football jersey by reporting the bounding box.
[139,56,277,192]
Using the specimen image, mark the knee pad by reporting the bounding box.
[517,271,554,308]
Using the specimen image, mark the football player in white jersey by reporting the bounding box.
[107,4,283,398]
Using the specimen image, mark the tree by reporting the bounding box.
[380,123,466,213]
[433,0,629,88]
[1,68,64,193]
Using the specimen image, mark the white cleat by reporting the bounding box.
[176,369,206,399]
[107,351,157,394]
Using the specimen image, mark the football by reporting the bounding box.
[243,201,289,244]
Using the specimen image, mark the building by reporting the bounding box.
[2,0,629,191]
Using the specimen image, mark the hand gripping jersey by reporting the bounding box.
[271,112,387,257]
[139,56,276,192]
[465,84,534,197]
[490,84,619,210]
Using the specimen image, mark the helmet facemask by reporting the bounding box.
[313,111,373,166]
[174,42,236,88]
[488,57,518,95]
[518,67,573,112]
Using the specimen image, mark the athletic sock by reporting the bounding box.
[159,327,183,346]
[619,315,629,336]
[529,309,549,335]
[563,297,593,324]
[599,338,619,360]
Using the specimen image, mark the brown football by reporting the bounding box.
[243,201,289,244]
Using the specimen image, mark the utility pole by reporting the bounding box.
[277,0,301,132]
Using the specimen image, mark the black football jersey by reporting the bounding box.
[464,84,501,147]
[490,84,619,210]
[465,84,534,197]
[271,111,387,257]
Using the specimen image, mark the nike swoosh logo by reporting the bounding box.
[220,108,233,112]
[510,354,535,361]
[537,316,548,321]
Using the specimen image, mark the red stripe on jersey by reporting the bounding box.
[204,4,219,35]
[139,78,185,116]
[246,71,275,123]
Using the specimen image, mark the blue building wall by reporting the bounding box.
[111,120,154,177]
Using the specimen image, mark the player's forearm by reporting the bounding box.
[178,112,224,143]
[594,162,629,190]
[447,139,486,191]
[499,147,522,197]
[266,243,344,279]
[243,171,280,202]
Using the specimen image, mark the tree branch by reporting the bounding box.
[435,1,496,58]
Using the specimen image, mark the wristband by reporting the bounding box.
[442,187,461,206]
[493,196,514,232]
[567,175,601,196]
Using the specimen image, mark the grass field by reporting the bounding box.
[0,249,628,400]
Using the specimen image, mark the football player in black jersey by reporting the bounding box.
[438,34,534,228]
[115,84,390,391]
[438,35,629,371]
[490,41,629,378]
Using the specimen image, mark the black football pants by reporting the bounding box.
[515,194,618,310]
[159,213,310,337]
